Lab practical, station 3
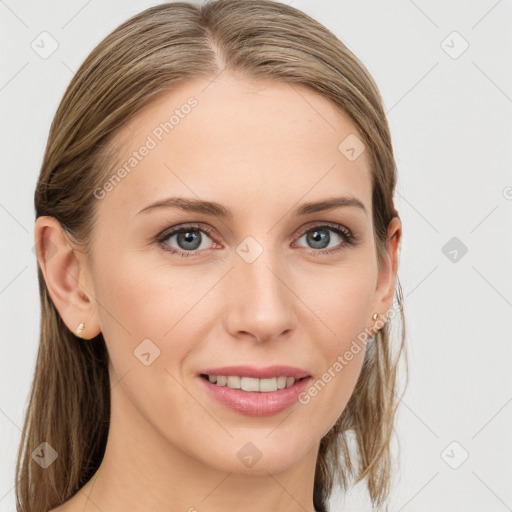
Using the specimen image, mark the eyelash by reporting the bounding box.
[155,222,358,258]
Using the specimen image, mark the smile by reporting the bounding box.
[201,374,306,392]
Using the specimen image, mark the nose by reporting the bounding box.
[224,253,297,344]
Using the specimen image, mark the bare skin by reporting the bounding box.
[36,72,401,512]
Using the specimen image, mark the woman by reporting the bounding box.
[16,1,407,511]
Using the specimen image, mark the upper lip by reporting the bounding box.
[198,365,311,380]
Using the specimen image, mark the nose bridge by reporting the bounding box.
[225,238,296,341]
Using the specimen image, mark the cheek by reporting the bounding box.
[93,258,161,339]
[295,263,375,432]
[296,258,376,342]
[92,251,210,372]
[90,253,200,426]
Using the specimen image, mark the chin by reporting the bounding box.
[198,431,316,476]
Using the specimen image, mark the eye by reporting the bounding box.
[156,221,358,258]
[156,223,216,258]
[293,223,357,256]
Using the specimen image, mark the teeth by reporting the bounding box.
[205,375,298,392]
[227,376,241,389]
[241,377,260,392]
[258,377,277,392]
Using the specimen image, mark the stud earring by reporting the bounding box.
[371,312,381,338]
[76,322,85,336]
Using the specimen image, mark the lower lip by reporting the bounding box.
[197,375,312,417]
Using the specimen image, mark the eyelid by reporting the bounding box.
[156,222,216,242]
[292,220,353,240]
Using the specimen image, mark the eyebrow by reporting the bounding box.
[136,196,367,217]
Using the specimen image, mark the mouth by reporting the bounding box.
[196,368,313,417]
[199,373,309,392]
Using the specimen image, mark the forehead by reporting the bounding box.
[96,74,372,220]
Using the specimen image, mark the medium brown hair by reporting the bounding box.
[17,1,408,511]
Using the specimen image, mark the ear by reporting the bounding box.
[34,216,101,340]
[371,216,402,331]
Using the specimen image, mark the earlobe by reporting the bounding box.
[34,216,101,340]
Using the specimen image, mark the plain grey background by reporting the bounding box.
[1,1,511,511]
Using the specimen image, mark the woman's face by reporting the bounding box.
[81,73,399,475]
